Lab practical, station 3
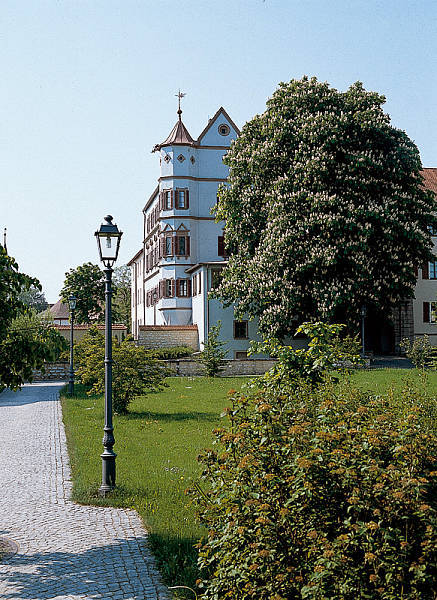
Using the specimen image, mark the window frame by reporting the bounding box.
[233,320,248,339]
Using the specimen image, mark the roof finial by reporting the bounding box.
[175,89,186,121]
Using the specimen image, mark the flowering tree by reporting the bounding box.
[215,77,436,337]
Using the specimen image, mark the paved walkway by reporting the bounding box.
[0,383,170,600]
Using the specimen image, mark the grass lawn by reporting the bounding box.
[61,368,437,596]
[348,367,437,394]
[61,376,251,596]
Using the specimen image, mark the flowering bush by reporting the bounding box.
[192,329,437,599]
[194,382,437,599]
[214,76,436,338]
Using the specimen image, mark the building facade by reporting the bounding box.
[129,107,437,355]
[129,106,264,357]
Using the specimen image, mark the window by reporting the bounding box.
[218,235,228,258]
[218,124,230,136]
[234,320,248,339]
[198,271,201,294]
[430,260,437,279]
[235,351,248,359]
[175,189,189,209]
[176,278,191,297]
[164,279,175,298]
[428,224,437,236]
[175,235,190,256]
[164,190,172,210]
[423,302,437,323]
[165,236,172,256]
[210,268,223,290]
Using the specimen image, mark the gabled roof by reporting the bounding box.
[197,106,240,143]
[127,247,144,266]
[422,168,437,195]
[49,299,69,320]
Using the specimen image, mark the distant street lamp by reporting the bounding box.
[95,215,123,496]
[360,305,367,358]
[68,294,77,396]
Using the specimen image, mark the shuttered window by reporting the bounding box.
[175,189,189,209]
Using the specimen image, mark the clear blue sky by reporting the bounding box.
[2,0,436,302]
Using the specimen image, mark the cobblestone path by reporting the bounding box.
[0,383,170,600]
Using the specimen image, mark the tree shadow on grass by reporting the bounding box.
[125,410,218,423]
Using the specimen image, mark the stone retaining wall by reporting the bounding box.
[31,362,69,382]
[164,358,276,377]
[138,325,199,350]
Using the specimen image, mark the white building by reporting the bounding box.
[129,106,262,357]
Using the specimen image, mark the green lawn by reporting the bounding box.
[61,368,437,595]
[61,376,251,594]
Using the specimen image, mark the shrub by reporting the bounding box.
[400,335,436,370]
[197,321,227,377]
[192,325,437,600]
[74,328,168,413]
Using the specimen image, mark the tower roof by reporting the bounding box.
[157,118,195,149]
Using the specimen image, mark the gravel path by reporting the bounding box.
[0,383,170,600]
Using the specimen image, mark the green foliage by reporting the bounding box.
[112,265,131,331]
[18,284,48,313]
[0,245,66,391]
[214,76,436,338]
[147,346,195,360]
[193,344,437,599]
[197,321,227,377]
[400,336,436,370]
[0,309,67,390]
[74,328,168,413]
[61,262,105,324]
[251,322,363,387]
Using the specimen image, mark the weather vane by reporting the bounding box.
[175,90,186,118]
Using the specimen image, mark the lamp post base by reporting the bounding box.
[99,448,116,497]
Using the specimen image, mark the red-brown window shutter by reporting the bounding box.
[185,189,189,209]
[176,279,181,297]
[423,262,429,279]
[171,236,175,256]
[159,238,164,258]
[187,279,192,297]
[423,302,430,323]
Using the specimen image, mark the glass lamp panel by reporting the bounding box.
[97,233,120,262]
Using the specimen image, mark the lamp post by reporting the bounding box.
[360,305,367,358]
[68,294,77,396]
[95,215,123,496]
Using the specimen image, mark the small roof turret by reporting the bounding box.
[152,90,195,152]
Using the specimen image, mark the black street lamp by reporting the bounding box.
[68,294,77,396]
[95,215,123,496]
[360,305,367,358]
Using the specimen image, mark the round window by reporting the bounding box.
[218,124,230,136]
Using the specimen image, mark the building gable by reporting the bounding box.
[197,107,239,147]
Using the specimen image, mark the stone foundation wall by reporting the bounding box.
[31,362,70,382]
[164,358,276,377]
[138,326,199,350]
